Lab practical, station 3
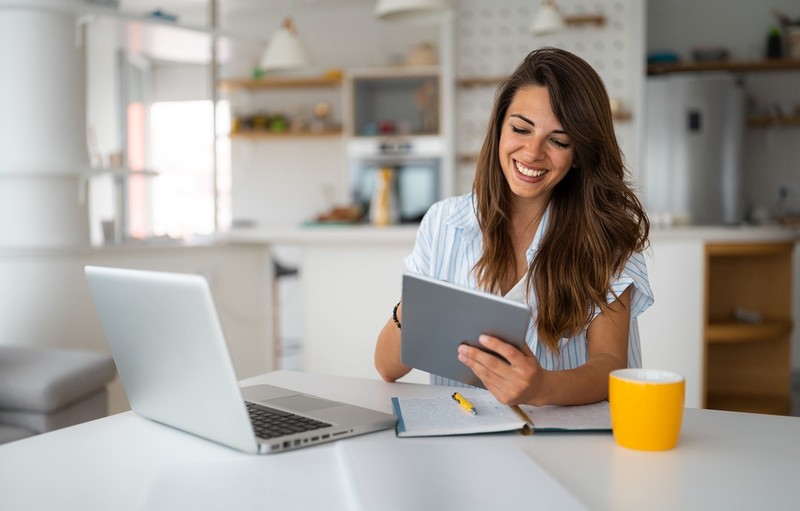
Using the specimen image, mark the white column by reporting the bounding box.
[0,1,90,247]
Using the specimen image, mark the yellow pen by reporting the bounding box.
[452,392,477,415]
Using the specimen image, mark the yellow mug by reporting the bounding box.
[609,368,685,451]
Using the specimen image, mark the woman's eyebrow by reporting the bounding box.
[510,113,534,125]
[510,113,567,135]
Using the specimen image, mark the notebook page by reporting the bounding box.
[520,401,612,431]
[392,389,525,436]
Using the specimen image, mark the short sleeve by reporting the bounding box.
[606,251,654,320]
[403,199,443,277]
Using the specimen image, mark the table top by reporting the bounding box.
[1,370,799,510]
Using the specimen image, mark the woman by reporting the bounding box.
[374,47,653,406]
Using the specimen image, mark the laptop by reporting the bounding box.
[400,273,531,388]
[85,265,396,454]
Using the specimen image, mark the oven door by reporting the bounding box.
[353,157,440,224]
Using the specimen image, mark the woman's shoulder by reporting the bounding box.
[426,193,475,222]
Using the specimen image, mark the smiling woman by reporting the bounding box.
[375,48,653,408]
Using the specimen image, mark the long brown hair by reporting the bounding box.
[472,47,649,353]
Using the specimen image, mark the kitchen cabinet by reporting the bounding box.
[347,66,441,137]
[704,242,795,415]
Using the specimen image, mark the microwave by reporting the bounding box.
[348,137,442,224]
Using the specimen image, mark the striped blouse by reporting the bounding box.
[403,193,655,388]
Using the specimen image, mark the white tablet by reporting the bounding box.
[400,273,532,388]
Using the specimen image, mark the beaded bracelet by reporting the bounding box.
[392,301,402,330]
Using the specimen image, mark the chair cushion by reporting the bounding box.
[0,346,116,412]
[0,388,109,434]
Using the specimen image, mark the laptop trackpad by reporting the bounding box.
[266,395,340,413]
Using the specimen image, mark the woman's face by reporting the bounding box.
[498,85,575,214]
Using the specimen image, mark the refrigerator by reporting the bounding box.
[643,73,745,226]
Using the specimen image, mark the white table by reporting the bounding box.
[1,370,799,510]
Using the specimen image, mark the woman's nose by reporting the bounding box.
[524,135,547,159]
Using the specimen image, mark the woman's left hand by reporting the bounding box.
[457,335,546,405]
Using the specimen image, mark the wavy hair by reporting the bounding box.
[472,47,649,353]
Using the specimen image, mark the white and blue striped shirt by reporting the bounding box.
[404,193,654,388]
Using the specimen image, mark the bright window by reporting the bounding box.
[129,100,230,240]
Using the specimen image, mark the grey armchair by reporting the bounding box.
[0,345,116,444]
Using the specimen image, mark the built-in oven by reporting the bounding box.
[348,137,443,224]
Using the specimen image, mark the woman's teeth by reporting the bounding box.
[515,161,546,177]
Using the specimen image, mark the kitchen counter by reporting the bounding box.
[649,224,799,242]
[221,224,419,246]
[221,223,799,247]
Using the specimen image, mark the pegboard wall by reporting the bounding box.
[453,0,644,193]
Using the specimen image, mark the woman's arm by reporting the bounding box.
[374,302,412,382]
[458,286,633,406]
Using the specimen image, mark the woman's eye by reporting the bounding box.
[551,139,570,148]
[510,125,529,134]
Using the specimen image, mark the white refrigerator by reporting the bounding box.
[643,73,745,225]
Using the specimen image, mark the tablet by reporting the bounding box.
[400,273,532,388]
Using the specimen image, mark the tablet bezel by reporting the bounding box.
[400,273,532,388]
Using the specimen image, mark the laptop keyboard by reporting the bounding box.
[246,402,332,439]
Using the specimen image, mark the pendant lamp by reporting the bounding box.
[530,0,606,36]
[374,0,450,21]
[530,0,565,35]
[260,17,311,72]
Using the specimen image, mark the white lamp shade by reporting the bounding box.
[530,2,566,35]
[374,0,450,21]
[260,18,311,71]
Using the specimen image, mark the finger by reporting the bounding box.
[478,335,532,365]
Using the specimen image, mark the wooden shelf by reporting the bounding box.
[457,76,508,87]
[219,76,342,91]
[706,320,793,344]
[647,58,800,75]
[704,241,794,416]
[229,129,343,139]
[747,115,800,128]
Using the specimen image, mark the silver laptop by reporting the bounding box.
[401,273,531,388]
[85,265,396,454]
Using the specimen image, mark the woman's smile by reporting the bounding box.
[514,159,547,179]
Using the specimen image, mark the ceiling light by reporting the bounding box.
[260,17,311,72]
[530,0,565,35]
[374,0,451,21]
[530,0,606,36]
